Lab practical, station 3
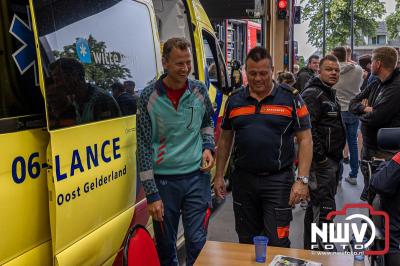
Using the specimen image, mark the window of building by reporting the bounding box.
[371,35,387,45]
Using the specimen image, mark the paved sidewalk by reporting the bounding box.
[207,164,367,249]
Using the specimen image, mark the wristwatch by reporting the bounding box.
[296,176,309,185]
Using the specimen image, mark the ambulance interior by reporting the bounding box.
[153,0,229,92]
[152,0,196,78]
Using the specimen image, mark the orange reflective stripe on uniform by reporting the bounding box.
[393,152,400,165]
[296,105,309,118]
[260,105,292,117]
[277,226,290,239]
[229,105,256,118]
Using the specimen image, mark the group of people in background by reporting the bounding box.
[111,80,138,116]
[283,46,400,196]
[275,46,400,263]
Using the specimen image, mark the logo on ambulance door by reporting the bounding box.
[76,38,92,64]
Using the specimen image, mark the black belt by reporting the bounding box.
[236,165,292,176]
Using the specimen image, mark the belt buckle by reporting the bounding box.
[258,171,270,176]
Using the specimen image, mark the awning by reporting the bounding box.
[199,0,264,19]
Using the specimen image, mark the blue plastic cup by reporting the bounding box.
[253,236,269,263]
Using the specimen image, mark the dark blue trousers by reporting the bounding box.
[153,172,211,266]
[339,111,360,179]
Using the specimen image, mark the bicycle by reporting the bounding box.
[359,157,386,203]
[360,158,387,266]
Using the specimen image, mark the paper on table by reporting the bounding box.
[269,255,322,266]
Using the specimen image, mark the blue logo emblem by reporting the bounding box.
[9,7,38,85]
[76,38,92,64]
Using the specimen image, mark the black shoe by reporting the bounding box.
[343,157,350,164]
[360,190,368,201]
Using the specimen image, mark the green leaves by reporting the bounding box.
[53,35,132,91]
[301,0,385,52]
[386,0,400,40]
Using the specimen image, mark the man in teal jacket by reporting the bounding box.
[137,37,215,266]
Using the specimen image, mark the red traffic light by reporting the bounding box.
[278,0,287,9]
[277,0,288,19]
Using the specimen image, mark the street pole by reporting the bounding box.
[323,0,326,56]
[288,0,294,72]
[350,0,354,60]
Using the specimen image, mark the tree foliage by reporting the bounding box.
[301,0,385,51]
[386,0,400,40]
[53,35,132,90]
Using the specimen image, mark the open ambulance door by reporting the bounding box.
[30,0,163,264]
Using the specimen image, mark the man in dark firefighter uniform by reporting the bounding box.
[214,46,313,247]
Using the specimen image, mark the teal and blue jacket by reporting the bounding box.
[137,74,215,202]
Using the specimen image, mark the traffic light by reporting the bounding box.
[277,0,287,20]
[294,6,301,24]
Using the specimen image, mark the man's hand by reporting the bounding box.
[361,99,373,113]
[289,181,309,206]
[361,98,368,107]
[213,176,226,200]
[201,149,214,172]
[148,200,164,222]
[364,106,373,113]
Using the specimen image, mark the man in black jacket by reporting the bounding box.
[349,47,400,201]
[358,54,372,91]
[370,152,400,264]
[295,55,319,92]
[301,55,346,250]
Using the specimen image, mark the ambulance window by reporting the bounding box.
[33,0,158,130]
[0,3,45,133]
[202,30,228,93]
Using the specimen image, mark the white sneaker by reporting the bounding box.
[345,176,357,185]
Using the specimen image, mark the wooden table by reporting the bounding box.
[195,241,370,265]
